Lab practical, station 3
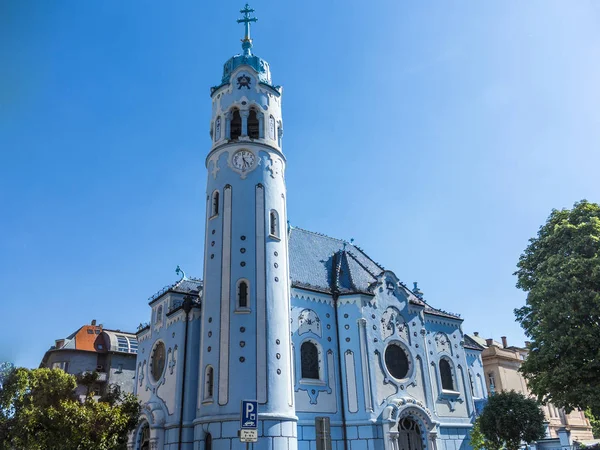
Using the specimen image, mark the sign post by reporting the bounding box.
[240,400,258,443]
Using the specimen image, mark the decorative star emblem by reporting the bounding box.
[237,75,251,89]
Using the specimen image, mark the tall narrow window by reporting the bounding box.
[439,358,454,391]
[204,366,214,399]
[230,109,242,139]
[248,109,259,139]
[269,210,279,238]
[269,115,276,140]
[238,281,248,308]
[469,371,475,397]
[156,305,163,326]
[211,191,219,217]
[488,372,496,391]
[215,116,221,141]
[205,433,212,450]
[301,341,319,380]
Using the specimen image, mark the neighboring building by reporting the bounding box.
[129,6,488,450]
[40,319,138,399]
[467,333,594,442]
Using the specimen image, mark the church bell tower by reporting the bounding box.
[197,5,297,450]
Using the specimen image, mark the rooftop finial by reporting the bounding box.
[237,4,258,56]
[176,265,186,281]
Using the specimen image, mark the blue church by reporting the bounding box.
[129,6,487,450]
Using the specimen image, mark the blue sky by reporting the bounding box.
[1,1,599,369]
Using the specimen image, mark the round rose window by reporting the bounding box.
[385,343,409,380]
[151,342,166,382]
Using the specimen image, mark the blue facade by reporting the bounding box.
[129,6,487,450]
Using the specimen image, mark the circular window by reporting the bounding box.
[385,343,410,380]
[151,342,166,382]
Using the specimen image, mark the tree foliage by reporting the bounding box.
[514,200,600,416]
[585,409,600,439]
[0,367,140,450]
[478,391,546,450]
[469,418,501,450]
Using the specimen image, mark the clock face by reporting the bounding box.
[232,150,256,171]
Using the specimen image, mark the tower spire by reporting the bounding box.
[237,3,258,56]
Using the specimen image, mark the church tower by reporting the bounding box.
[197,5,297,450]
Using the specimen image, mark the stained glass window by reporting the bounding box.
[151,342,166,381]
[385,344,409,379]
[301,341,319,380]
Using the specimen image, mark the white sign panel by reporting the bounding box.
[240,429,258,442]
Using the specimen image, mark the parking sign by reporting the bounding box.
[241,400,258,429]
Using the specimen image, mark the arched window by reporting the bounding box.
[269,210,279,238]
[204,365,214,400]
[156,305,163,325]
[469,370,476,397]
[215,116,221,141]
[211,191,219,217]
[237,280,249,309]
[301,341,319,380]
[139,422,150,450]
[269,115,276,140]
[205,433,212,450]
[230,109,242,140]
[439,358,454,391]
[248,109,259,139]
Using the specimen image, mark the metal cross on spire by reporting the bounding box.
[237,4,258,55]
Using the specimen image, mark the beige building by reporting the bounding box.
[467,333,594,442]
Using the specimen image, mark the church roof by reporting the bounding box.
[288,227,462,320]
[288,227,383,294]
[148,277,203,304]
[464,334,485,351]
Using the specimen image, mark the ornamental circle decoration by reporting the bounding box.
[385,342,411,380]
[150,341,166,382]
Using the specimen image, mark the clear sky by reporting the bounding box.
[1,1,599,369]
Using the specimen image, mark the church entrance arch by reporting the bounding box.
[382,398,437,450]
[396,417,423,450]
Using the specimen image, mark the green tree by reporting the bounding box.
[0,367,140,450]
[478,391,546,450]
[469,418,501,450]
[514,200,600,416]
[585,409,600,439]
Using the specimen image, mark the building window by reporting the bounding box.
[140,423,150,450]
[204,365,214,400]
[488,372,496,391]
[237,280,249,309]
[205,433,212,450]
[269,115,276,140]
[469,371,476,397]
[248,109,259,139]
[151,341,166,382]
[215,116,221,141]
[156,305,163,326]
[52,361,69,372]
[87,329,94,334]
[439,358,455,391]
[230,109,242,139]
[301,341,320,380]
[269,210,279,238]
[211,191,219,217]
[385,343,410,380]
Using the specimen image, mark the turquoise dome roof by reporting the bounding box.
[221,52,271,85]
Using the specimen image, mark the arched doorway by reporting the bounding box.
[139,422,150,450]
[397,417,423,450]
